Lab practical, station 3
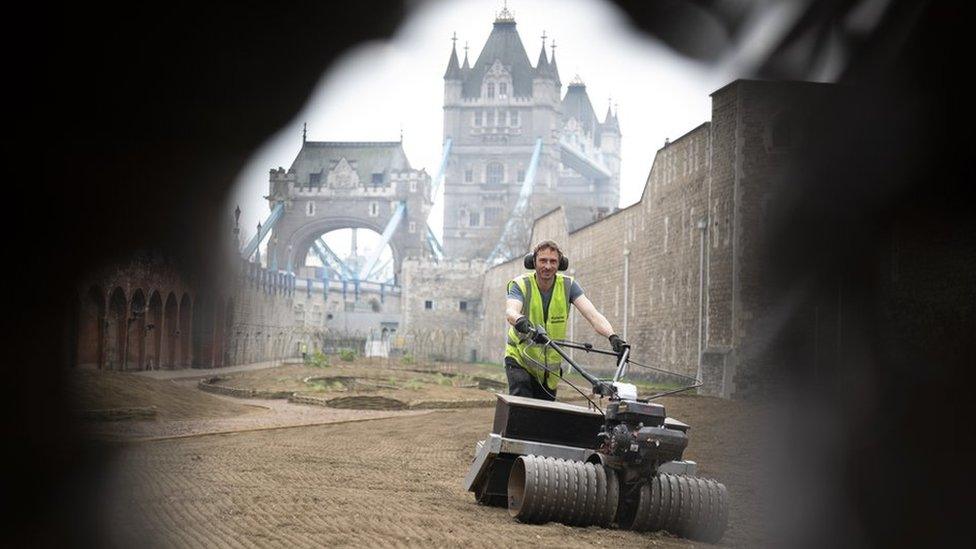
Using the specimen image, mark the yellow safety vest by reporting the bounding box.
[505,273,572,390]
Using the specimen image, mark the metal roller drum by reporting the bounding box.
[619,473,729,543]
[507,455,621,527]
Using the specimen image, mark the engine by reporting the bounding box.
[599,400,688,466]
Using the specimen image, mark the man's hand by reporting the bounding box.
[531,324,549,344]
[609,334,627,354]
[514,316,532,335]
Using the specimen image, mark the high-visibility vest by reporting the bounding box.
[505,272,572,390]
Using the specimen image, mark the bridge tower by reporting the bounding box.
[441,6,620,259]
[264,141,432,284]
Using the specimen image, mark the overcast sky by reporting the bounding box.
[229,0,741,262]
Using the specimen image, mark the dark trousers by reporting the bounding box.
[505,356,556,401]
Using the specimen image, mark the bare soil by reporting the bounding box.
[70,369,258,420]
[79,361,770,547]
[211,361,504,409]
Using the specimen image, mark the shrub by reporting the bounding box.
[339,348,356,362]
[404,378,425,391]
[400,354,416,365]
[305,351,329,368]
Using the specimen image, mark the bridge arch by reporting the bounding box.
[283,217,403,284]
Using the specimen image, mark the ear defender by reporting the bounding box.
[524,253,570,271]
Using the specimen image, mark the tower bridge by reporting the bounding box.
[261,140,434,284]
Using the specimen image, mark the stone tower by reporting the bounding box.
[442,6,621,259]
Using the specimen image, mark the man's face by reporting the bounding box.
[535,248,560,283]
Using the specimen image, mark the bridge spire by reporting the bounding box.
[444,32,462,80]
[302,122,307,144]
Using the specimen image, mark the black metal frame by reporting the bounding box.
[527,326,703,400]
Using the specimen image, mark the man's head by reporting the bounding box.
[529,240,567,283]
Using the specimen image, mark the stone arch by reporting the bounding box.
[191,294,216,368]
[163,292,178,368]
[77,286,105,368]
[146,291,163,370]
[126,289,147,370]
[179,293,192,367]
[106,287,127,370]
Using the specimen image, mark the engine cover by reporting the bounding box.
[605,399,666,427]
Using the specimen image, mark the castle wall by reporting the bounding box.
[465,80,831,397]
[400,258,485,361]
[74,256,401,370]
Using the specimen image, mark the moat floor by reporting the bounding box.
[79,364,772,547]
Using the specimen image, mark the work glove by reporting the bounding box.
[514,316,532,335]
[609,334,627,354]
[531,324,550,344]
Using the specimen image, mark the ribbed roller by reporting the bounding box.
[507,455,621,527]
[619,473,729,543]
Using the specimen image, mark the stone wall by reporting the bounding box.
[468,79,833,397]
[73,254,401,370]
[400,258,485,361]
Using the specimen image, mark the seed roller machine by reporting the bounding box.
[464,331,729,543]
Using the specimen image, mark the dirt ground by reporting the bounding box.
[79,362,770,547]
[209,361,506,409]
[70,369,259,420]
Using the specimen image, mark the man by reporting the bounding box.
[504,240,627,401]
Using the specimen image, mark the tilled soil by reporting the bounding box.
[102,394,769,548]
[213,362,504,409]
[70,369,258,420]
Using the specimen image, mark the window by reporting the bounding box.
[458,208,469,227]
[469,211,481,227]
[493,109,499,126]
[371,173,383,185]
[369,202,379,217]
[408,221,416,233]
[390,201,397,213]
[499,82,507,98]
[306,201,316,216]
[464,169,473,183]
[485,207,501,226]
[480,111,487,126]
[511,110,520,126]
[486,83,495,98]
[410,180,417,192]
[459,301,468,311]
[309,172,321,187]
[473,112,480,126]
[424,300,433,310]
[293,304,305,326]
[505,110,511,126]
[486,162,504,184]
[517,169,525,183]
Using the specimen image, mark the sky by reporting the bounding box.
[228,0,747,267]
